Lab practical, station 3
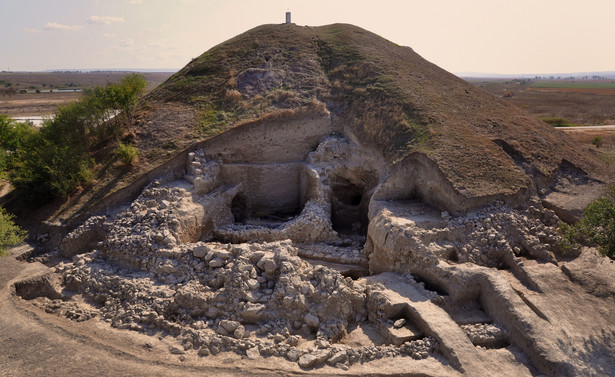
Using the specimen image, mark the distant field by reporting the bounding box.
[530,80,615,89]
[467,78,615,126]
[558,126,615,166]
[0,71,173,91]
[0,71,174,117]
[467,77,615,161]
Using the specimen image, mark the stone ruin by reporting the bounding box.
[13,121,615,376]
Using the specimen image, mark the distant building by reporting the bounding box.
[285,11,291,24]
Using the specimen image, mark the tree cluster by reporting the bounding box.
[0,73,146,203]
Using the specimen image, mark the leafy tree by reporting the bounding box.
[45,73,147,150]
[0,206,27,256]
[84,73,146,144]
[559,187,615,259]
[0,115,37,177]
[9,133,94,202]
[0,115,37,150]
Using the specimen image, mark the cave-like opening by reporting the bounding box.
[331,176,370,236]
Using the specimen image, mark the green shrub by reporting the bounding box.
[0,152,7,179]
[541,117,575,127]
[592,136,604,148]
[116,142,138,166]
[0,115,37,182]
[0,206,27,256]
[9,135,94,202]
[559,186,615,259]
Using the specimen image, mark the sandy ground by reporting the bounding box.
[0,92,78,117]
[558,125,615,130]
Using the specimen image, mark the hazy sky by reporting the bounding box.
[2,0,614,74]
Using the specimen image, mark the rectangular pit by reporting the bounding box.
[220,162,310,221]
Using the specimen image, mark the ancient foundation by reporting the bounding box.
[10,122,615,376]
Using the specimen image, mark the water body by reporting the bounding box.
[11,115,51,127]
[11,110,117,128]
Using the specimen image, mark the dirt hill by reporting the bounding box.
[46,23,612,224]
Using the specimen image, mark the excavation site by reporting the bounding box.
[2,23,615,377]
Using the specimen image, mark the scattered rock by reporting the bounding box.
[304,313,320,328]
[286,348,300,362]
[169,345,185,355]
[327,350,348,365]
[245,347,260,360]
[298,350,330,368]
[393,318,406,328]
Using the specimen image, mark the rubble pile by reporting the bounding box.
[367,200,564,275]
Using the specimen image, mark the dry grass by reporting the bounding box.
[101,24,615,204]
[0,71,172,91]
[0,92,78,116]
[223,89,243,105]
[559,127,615,166]
[468,79,615,126]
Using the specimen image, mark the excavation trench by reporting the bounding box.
[223,162,309,227]
[41,135,463,370]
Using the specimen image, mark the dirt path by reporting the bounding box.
[556,125,615,130]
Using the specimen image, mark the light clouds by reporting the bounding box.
[120,39,134,47]
[86,16,125,25]
[23,14,125,36]
[9,0,615,73]
[44,22,83,31]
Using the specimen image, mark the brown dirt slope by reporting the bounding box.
[51,23,614,221]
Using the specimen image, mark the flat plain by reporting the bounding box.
[467,78,615,126]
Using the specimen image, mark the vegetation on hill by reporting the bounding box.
[0,206,27,256]
[0,74,146,203]
[540,117,576,127]
[559,187,615,259]
[151,24,433,161]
